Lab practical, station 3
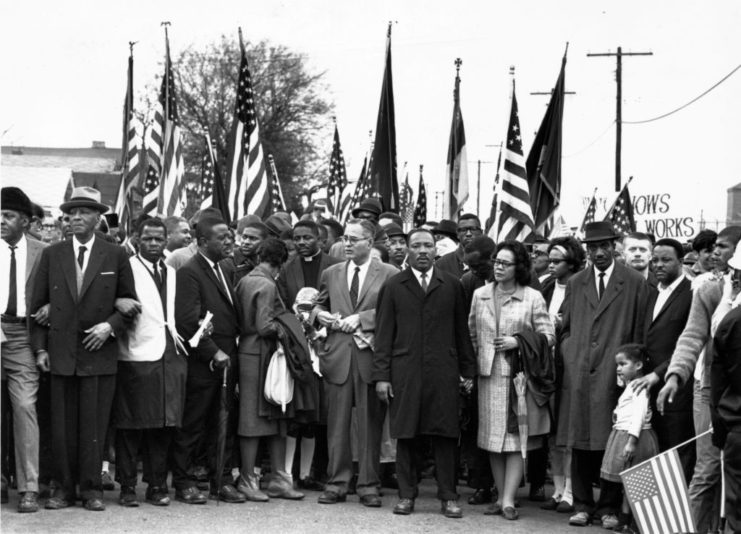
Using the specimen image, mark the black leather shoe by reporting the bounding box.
[45,496,73,510]
[528,484,546,502]
[317,490,346,504]
[297,476,325,492]
[145,486,170,506]
[209,484,246,503]
[393,498,414,515]
[556,500,575,513]
[441,499,463,518]
[359,494,382,507]
[101,471,115,491]
[18,491,39,513]
[83,498,106,511]
[541,497,559,510]
[118,486,139,507]
[467,487,492,505]
[175,487,207,504]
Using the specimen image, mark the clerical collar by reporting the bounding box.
[302,250,322,262]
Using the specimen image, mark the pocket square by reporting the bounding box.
[101,272,115,275]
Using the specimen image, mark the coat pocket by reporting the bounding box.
[392,348,409,357]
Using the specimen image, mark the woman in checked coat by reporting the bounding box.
[469,241,555,520]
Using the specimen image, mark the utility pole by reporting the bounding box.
[587,47,652,191]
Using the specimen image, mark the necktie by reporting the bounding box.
[5,245,17,316]
[350,266,360,307]
[77,245,87,271]
[598,272,605,300]
[153,261,163,288]
[214,265,233,305]
[420,272,428,293]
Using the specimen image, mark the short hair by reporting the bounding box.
[242,221,270,239]
[497,240,532,286]
[464,235,496,257]
[139,216,167,237]
[256,237,288,267]
[624,232,653,245]
[164,216,188,234]
[294,219,319,236]
[345,218,376,239]
[718,226,741,246]
[378,212,403,227]
[196,217,226,241]
[317,224,328,241]
[407,227,435,244]
[31,203,44,220]
[458,213,481,227]
[322,219,344,239]
[615,343,651,370]
[549,236,585,273]
[691,229,717,253]
[654,238,684,260]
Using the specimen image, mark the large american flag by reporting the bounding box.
[199,136,230,219]
[579,193,598,234]
[605,182,636,236]
[413,164,427,227]
[327,124,347,217]
[267,154,287,214]
[485,145,502,237]
[339,155,367,223]
[621,449,694,534]
[226,30,268,221]
[497,80,535,242]
[154,29,186,217]
[114,50,140,234]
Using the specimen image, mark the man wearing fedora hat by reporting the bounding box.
[555,221,649,527]
[1,187,47,512]
[351,198,383,223]
[30,186,137,512]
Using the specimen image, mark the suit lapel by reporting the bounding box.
[594,265,625,319]
[338,261,354,311]
[78,240,106,300]
[651,277,689,325]
[426,268,443,296]
[400,269,425,301]
[25,240,42,283]
[197,254,234,309]
[356,260,379,308]
[582,268,599,310]
[292,258,305,291]
[60,241,78,301]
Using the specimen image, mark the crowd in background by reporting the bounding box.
[2,188,740,533]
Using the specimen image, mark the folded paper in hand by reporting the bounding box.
[189,311,214,348]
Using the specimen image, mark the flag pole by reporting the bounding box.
[605,175,633,218]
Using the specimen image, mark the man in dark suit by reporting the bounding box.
[374,228,476,519]
[313,219,398,506]
[30,187,137,512]
[1,187,46,513]
[171,216,244,505]
[434,214,482,278]
[556,221,649,527]
[632,238,694,481]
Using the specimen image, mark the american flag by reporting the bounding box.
[605,182,636,236]
[154,28,186,217]
[327,124,347,217]
[446,60,468,218]
[267,154,287,214]
[579,193,598,234]
[497,80,535,243]
[114,49,140,235]
[199,136,230,219]
[485,145,502,237]
[339,155,366,223]
[621,449,695,534]
[226,29,268,221]
[399,166,414,228]
[413,164,427,227]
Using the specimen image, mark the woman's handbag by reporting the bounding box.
[264,343,294,413]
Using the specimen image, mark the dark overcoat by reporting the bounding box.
[556,261,649,450]
[373,268,477,439]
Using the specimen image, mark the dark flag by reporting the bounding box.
[413,165,427,227]
[199,135,230,221]
[445,59,469,218]
[526,46,567,233]
[579,189,598,234]
[327,123,347,217]
[267,154,287,214]
[605,179,635,236]
[343,156,368,223]
[485,145,503,237]
[114,47,140,235]
[399,167,414,228]
[368,23,399,212]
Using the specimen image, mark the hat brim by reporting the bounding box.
[59,199,109,214]
[581,233,618,243]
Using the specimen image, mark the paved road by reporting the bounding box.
[2,482,596,533]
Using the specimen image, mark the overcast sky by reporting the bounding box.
[2,0,739,235]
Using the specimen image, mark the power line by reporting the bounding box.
[622,63,741,124]
[563,120,615,158]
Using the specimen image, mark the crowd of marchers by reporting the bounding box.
[2,188,740,533]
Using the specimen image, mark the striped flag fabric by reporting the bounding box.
[340,155,367,223]
[227,29,268,221]
[497,80,535,243]
[114,49,140,235]
[327,124,347,217]
[485,145,503,237]
[579,193,598,234]
[605,182,636,236]
[399,167,414,228]
[413,164,427,227]
[267,154,287,214]
[621,449,695,534]
[154,28,186,217]
[198,136,230,220]
[446,59,469,219]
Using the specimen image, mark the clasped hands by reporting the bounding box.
[317,311,360,333]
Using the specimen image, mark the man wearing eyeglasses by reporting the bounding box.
[556,221,649,528]
[436,214,482,279]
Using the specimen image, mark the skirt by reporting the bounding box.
[237,352,286,437]
[600,427,659,482]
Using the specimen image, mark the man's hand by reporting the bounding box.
[631,372,660,395]
[211,349,231,370]
[339,314,361,333]
[31,304,50,326]
[36,350,50,372]
[460,377,474,395]
[376,381,394,403]
[657,375,679,415]
[83,322,113,351]
[115,297,142,317]
[317,311,338,327]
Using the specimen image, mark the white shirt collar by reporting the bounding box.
[72,233,95,253]
[658,273,685,293]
